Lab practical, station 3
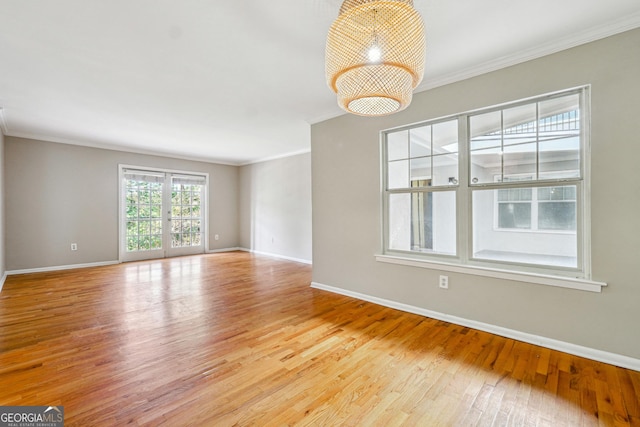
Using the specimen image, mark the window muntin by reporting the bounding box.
[382,88,588,276]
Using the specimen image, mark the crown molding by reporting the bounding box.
[239,148,311,166]
[5,130,311,167]
[309,14,640,126]
[5,130,241,166]
[417,12,640,94]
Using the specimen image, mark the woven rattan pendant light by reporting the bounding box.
[326,0,426,116]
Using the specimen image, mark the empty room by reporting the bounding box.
[1,1,640,426]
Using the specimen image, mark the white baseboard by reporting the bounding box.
[0,272,7,292]
[206,247,243,254]
[310,281,640,372]
[238,248,312,265]
[6,260,119,276]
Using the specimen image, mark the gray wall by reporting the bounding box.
[311,28,640,359]
[5,137,239,270]
[239,153,312,263]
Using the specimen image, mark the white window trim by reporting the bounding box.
[380,86,600,289]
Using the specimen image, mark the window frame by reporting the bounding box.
[381,86,595,284]
[382,116,461,259]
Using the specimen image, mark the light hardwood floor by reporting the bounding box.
[0,252,638,426]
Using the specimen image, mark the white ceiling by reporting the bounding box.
[1,1,639,165]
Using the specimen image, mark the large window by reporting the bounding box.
[383,87,589,277]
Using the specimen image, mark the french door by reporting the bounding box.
[119,167,207,262]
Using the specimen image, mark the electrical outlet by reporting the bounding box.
[71,243,78,251]
[439,275,449,289]
[214,234,219,241]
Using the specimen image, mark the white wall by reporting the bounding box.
[311,28,640,360]
[239,153,312,263]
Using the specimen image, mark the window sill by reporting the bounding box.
[375,254,607,293]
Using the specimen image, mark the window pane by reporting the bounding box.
[151,205,162,218]
[538,95,580,130]
[498,187,532,202]
[432,153,459,186]
[151,190,162,204]
[150,236,162,249]
[389,191,456,255]
[388,160,409,189]
[503,143,537,178]
[502,103,537,146]
[126,190,137,204]
[470,110,501,150]
[498,203,531,229]
[433,120,458,154]
[387,130,409,161]
[126,221,137,236]
[539,202,576,231]
[539,139,580,178]
[126,236,138,252]
[565,186,576,199]
[410,126,431,157]
[538,95,580,178]
[473,189,577,268]
[139,220,151,235]
[537,186,577,231]
[470,147,501,184]
[410,157,430,183]
[151,220,162,235]
[389,193,411,251]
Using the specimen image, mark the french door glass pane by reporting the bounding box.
[171,183,203,248]
[125,179,163,252]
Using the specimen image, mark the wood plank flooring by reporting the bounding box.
[0,252,638,426]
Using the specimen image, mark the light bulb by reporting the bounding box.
[367,46,381,63]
